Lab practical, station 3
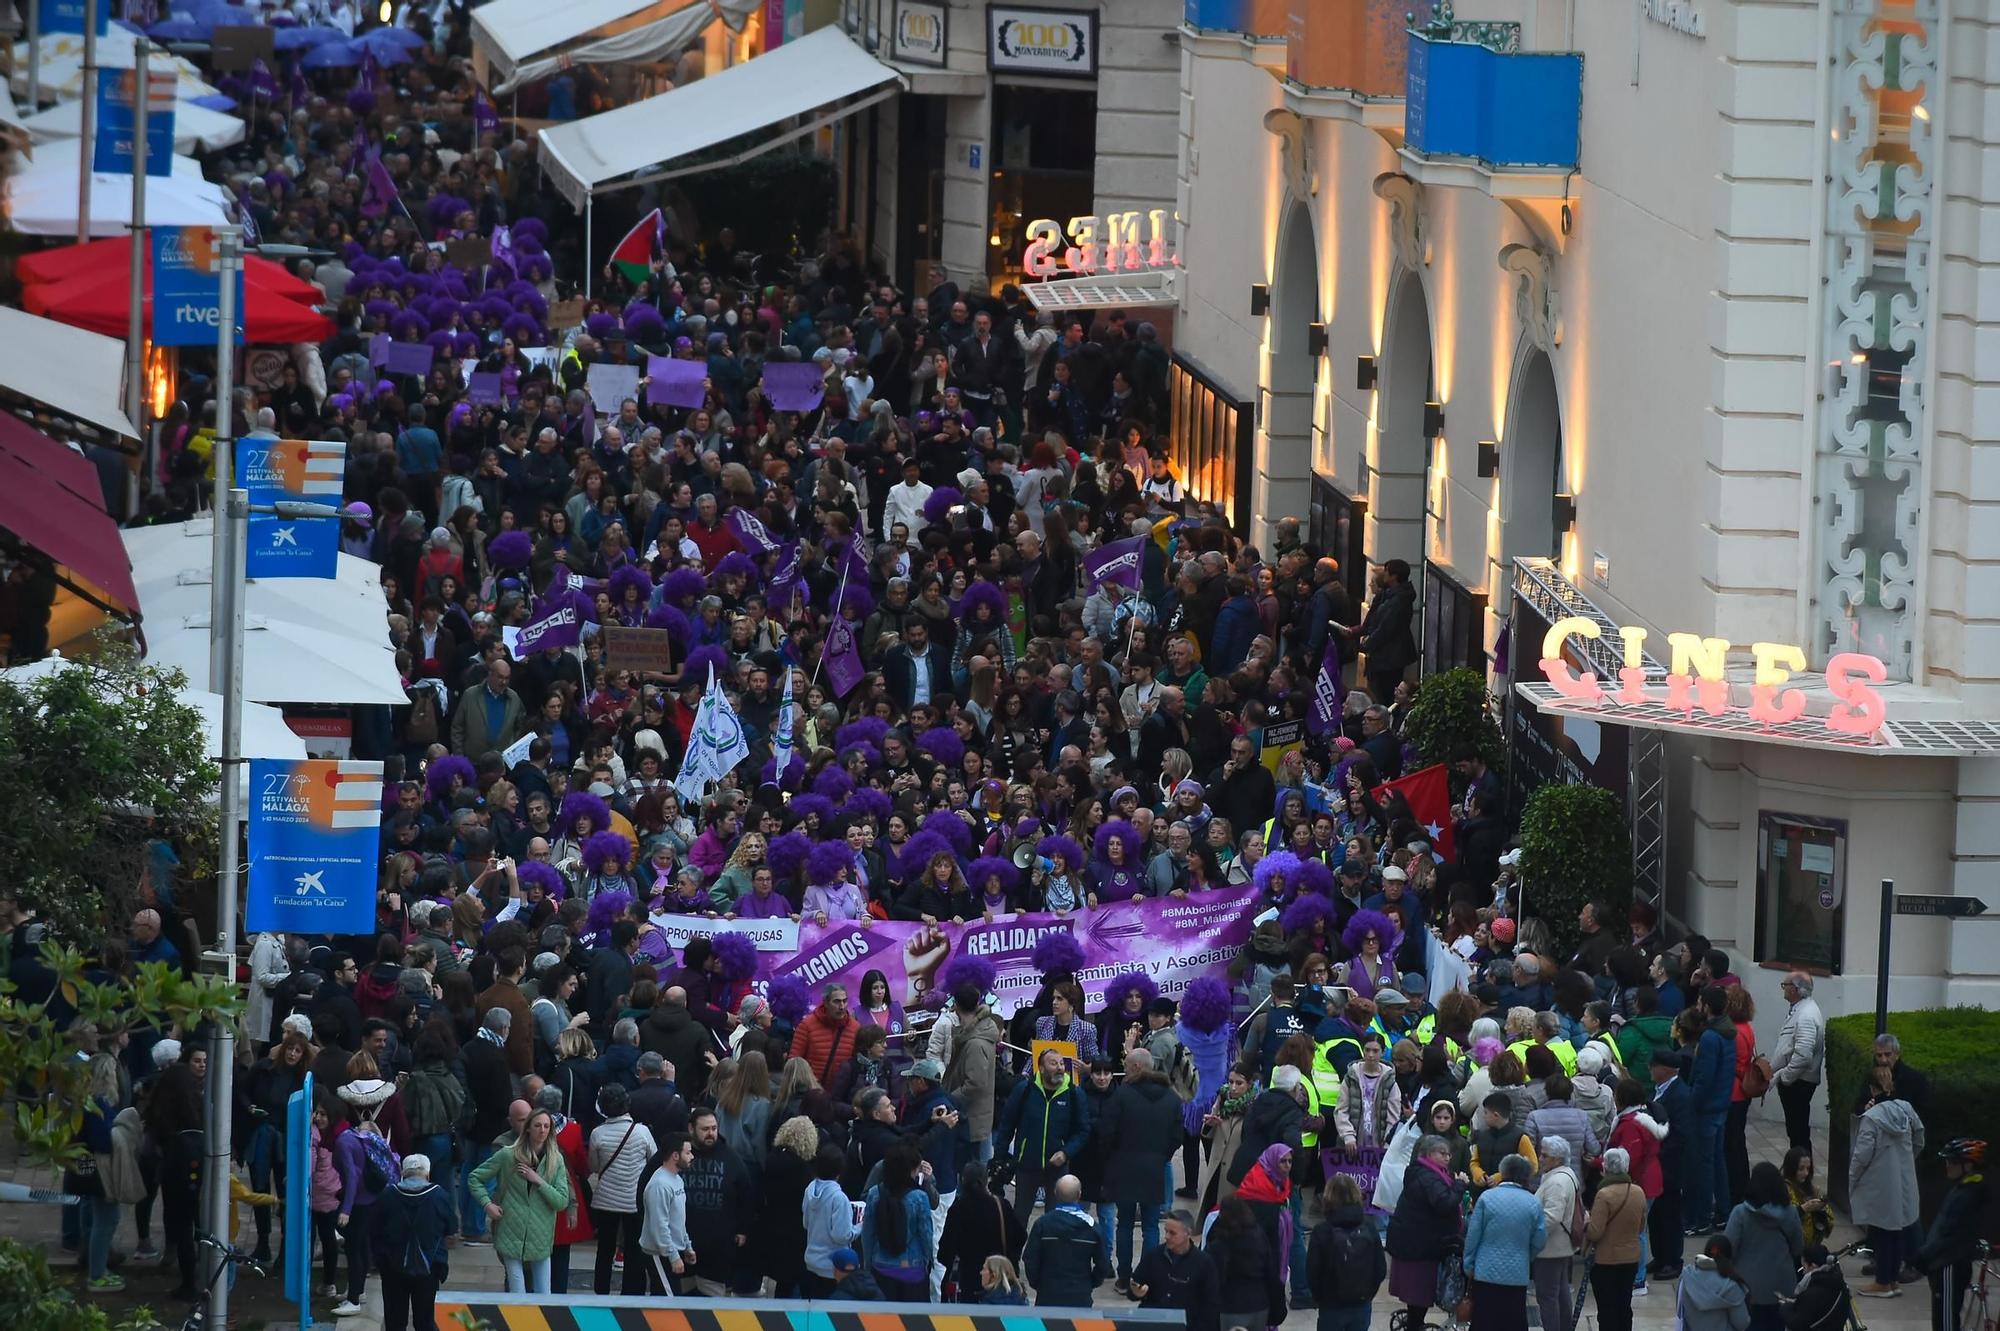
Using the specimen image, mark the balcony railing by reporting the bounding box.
[1403,3,1582,169]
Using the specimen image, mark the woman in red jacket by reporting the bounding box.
[536,1086,595,1293]
[1606,1077,1669,1292]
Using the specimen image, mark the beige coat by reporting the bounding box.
[1586,1176,1648,1266]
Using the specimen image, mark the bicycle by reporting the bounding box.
[181,1230,268,1331]
[1959,1240,1997,1331]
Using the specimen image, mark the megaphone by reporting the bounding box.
[1012,845,1037,869]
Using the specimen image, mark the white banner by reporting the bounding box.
[648,913,799,953]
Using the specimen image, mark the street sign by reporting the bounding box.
[93,68,176,176]
[153,228,246,347]
[1895,893,1988,918]
[40,0,108,36]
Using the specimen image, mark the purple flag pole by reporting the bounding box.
[1306,635,1346,737]
[809,557,853,693]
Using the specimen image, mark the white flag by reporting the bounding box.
[770,665,795,786]
[673,664,751,803]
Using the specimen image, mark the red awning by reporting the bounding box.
[0,415,140,617]
[17,237,334,344]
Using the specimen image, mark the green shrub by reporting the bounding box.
[0,1237,130,1331]
[1826,1006,2000,1232]
[1518,783,1629,954]
[1401,667,1504,772]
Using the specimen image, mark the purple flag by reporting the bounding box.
[472,87,499,138]
[723,507,781,556]
[360,150,399,220]
[515,594,585,653]
[490,224,514,268]
[766,541,805,614]
[761,362,826,412]
[825,615,864,697]
[249,58,279,100]
[646,355,707,409]
[466,372,503,405]
[581,397,596,446]
[287,61,308,112]
[1306,635,1347,737]
[383,341,433,377]
[1084,535,1146,592]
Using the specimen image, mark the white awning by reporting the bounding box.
[473,0,688,90]
[10,30,221,101]
[487,0,758,94]
[0,307,136,438]
[5,136,233,236]
[537,26,904,210]
[24,94,245,154]
[1025,269,1180,312]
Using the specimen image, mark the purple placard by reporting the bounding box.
[824,615,864,697]
[368,332,391,368]
[761,362,826,412]
[383,341,434,377]
[466,372,503,405]
[646,355,707,410]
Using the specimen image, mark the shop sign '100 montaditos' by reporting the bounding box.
[1538,618,1888,741]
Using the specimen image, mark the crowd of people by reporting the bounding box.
[6,3,1991,1331]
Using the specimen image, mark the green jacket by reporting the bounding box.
[1616,1015,1675,1073]
[468,1143,572,1263]
[997,1073,1091,1168]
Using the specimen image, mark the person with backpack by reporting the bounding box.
[374,1153,455,1331]
[332,1076,404,1316]
[401,1022,467,1190]
[1307,1173,1387,1331]
[1531,1135,1584,1331]
[1785,1245,1854,1331]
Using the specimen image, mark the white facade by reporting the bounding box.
[1174,0,2000,1022]
[836,0,1181,292]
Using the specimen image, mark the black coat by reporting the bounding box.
[682,1140,755,1277]
[1024,1206,1110,1307]
[1227,1089,1304,1185]
[1359,579,1418,674]
[1098,1075,1185,1205]
[937,1184,1027,1281]
[628,1078,690,1144]
[1210,1219,1285,1318]
[1134,1242,1221,1331]
[1386,1160,1463,1263]
[374,1180,456,1281]
[462,1035,514,1141]
[639,1004,716,1101]
[883,644,951,710]
[760,1147,813,1284]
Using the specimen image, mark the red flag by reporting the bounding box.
[1372,763,1456,862]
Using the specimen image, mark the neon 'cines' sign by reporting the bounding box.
[1022,211,1179,278]
[1538,617,1889,741]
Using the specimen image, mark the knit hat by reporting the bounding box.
[1490,917,1517,943]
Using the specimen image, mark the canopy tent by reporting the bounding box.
[23,93,245,153]
[19,237,334,343]
[476,0,757,94]
[5,138,233,236]
[538,26,904,215]
[143,613,407,705]
[0,415,140,619]
[117,523,392,647]
[10,29,222,101]
[0,307,138,439]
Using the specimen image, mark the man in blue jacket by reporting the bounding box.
[996,1047,1092,1226]
[1648,1047,1694,1279]
[1684,985,1736,1235]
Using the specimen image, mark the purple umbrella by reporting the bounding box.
[275,24,345,50]
[300,40,359,69]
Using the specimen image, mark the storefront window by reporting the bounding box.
[1756,812,1846,973]
[986,84,1097,288]
[1421,560,1488,678]
[1309,475,1368,607]
[1167,353,1252,532]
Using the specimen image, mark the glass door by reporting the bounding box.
[1756,812,1847,972]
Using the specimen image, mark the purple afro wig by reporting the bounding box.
[661,566,709,607]
[585,889,635,940]
[1032,930,1085,977]
[836,718,892,751]
[838,741,883,770]
[1295,857,1336,898]
[712,551,759,585]
[680,645,731,685]
[940,952,998,999]
[920,810,975,857]
[424,754,474,803]
[624,306,668,345]
[516,859,566,900]
[1341,908,1402,958]
[921,487,961,526]
[1177,976,1234,1034]
[1036,834,1087,872]
[965,856,1018,897]
[586,312,621,341]
[896,830,956,880]
[609,563,653,606]
[915,728,965,768]
[767,974,813,1024]
[960,580,1008,625]
[513,217,550,246]
[711,931,758,982]
[766,830,813,884]
[1104,970,1161,1013]
[647,602,693,646]
[1279,893,1335,934]
[805,839,854,886]
[810,767,856,804]
[787,793,836,828]
[843,787,892,823]
[557,790,612,840]
[1253,851,1306,899]
[581,831,635,874]
[501,313,542,347]
[760,752,806,791]
[1092,819,1145,867]
[839,583,875,619]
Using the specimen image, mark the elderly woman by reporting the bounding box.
[1531,1135,1582,1331]
[1462,1154,1546,1331]
[1386,1132,1465,1328]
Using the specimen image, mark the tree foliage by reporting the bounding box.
[0,1235,155,1331]
[1401,666,1504,772]
[0,646,217,937]
[1518,782,1631,953]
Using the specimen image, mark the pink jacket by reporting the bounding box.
[309,1125,341,1213]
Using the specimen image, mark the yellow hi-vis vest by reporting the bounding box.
[1299,1076,1325,1148]
[1311,1035,1361,1114]
[1508,1036,1579,1077]
[1590,1031,1626,1073]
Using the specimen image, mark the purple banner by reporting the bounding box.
[383,341,433,377]
[466,372,502,405]
[735,888,1261,1021]
[647,355,708,409]
[824,615,864,697]
[514,595,584,653]
[723,506,782,556]
[368,332,391,368]
[762,362,826,412]
[1085,534,1146,592]
[1307,634,1346,736]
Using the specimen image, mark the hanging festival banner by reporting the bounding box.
[245,758,382,933]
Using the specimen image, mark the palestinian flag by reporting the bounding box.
[610,208,663,285]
